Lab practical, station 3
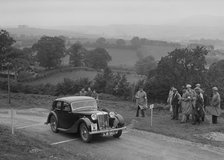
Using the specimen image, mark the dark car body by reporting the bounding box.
[45,96,126,142]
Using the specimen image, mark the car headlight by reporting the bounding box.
[91,113,97,120]
[109,112,115,118]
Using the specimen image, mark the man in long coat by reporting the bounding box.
[207,87,221,124]
[135,86,147,117]
[171,88,181,120]
[192,87,204,124]
[181,84,196,123]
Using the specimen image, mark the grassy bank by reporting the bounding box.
[0,125,87,160]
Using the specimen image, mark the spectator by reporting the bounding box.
[135,86,147,117]
[192,87,204,125]
[207,87,221,124]
[91,90,98,100]
[167,87,174,113]
[180,84,195,123]
[171,88,181,120]
[194,83,205,121]
[79,88,87,96]
[86,87,93,97]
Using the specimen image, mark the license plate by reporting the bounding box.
[104,131,116,136]
[91,123,97,132]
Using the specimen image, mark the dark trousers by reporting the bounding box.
[192,108,204,124]
[136,106,145,117]
[212,115,218,124]
[172,104,179,120]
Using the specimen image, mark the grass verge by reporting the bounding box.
[0,125,88,160]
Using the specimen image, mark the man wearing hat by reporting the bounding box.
[135,86,147,117]
[208,87,221,124]
[194,83,206,121]
[192,87,204,125]
[171,88,181,120]
[181,84,196,123]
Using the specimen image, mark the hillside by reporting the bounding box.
[23,69,142,86]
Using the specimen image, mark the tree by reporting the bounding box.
[135,55,157,76]
[130,36,141,48]
[93,67,113,92]
[32,36,65,69]
[67,43,87,67]
[85,48,111,69]
[22,47,36,65]
[96,37,107,48]
[140,46,208,102]
[7,47,30,81]
[156,46,208,89]
[113,74,130,98]
[0,30,15,68]
[116,39,126,48]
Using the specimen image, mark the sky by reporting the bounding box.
[0,0,224,27]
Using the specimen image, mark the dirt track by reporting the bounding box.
[1,109,224,160]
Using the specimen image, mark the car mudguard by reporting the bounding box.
[115,114,125,126]
[46,111,58,124]
[74,117,92,133]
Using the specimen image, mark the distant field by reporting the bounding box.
[24,70,142,85]
[107,48,138,67]
[139,45,178,60]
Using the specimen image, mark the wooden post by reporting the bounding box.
[150,104,154,127]
[8,63,14,135]
[7,64,11,104]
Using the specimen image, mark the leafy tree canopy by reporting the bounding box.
[67,42,87,67]
[96,37,106,48]
[156,46,208,90]
[85,48,111,70]
[0,30,16,67]
[135,55,157,76]
[32,36,65,69]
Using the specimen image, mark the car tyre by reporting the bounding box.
[79,123,92,143]
[50,115,58,133]
[113,129,122,138]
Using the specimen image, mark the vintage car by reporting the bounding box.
[45,96,126,142]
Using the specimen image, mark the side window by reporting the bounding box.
[55,101,62,110]
[63,102,71,112]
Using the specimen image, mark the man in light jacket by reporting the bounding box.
[135,86,147,117]
[210,87,221,124]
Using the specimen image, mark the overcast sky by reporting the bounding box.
[0,0,224,27]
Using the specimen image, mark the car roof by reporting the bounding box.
[55,96,95,103]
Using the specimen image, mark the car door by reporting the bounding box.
[54,101,63,128]
[60,102,75,129]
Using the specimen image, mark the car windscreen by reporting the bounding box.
[71,100,97,111]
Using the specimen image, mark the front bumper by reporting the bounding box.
[89,126,126,135]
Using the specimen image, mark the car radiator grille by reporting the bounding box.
[97,114,109,130]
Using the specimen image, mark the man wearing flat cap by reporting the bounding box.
[171,88,181,120]
[192,87,204,124]
[181,84,196,123]
[135,86,147,117]
[207,87,221,124]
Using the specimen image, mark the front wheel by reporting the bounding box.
[79,123,92,143]
[50,115,58,133]
[113,129,122,138]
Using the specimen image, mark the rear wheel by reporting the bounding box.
[50,115,58,133]
[79,123,92,143]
